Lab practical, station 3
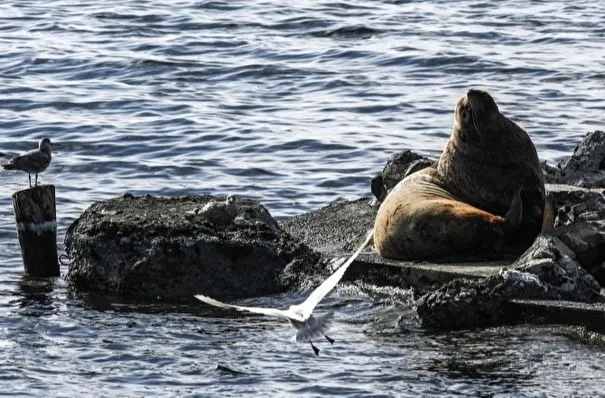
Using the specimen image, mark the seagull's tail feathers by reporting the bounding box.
[1,163,14,170]
[293,311,334,343]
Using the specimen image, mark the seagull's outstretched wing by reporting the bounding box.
[295,229,373,320]
[194,294,304,321]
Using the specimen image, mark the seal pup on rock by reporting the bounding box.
[374,89,546,261]
[195,230,374,356]
[2,137,52,187]
[199,195,238,226]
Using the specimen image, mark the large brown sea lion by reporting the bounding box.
[373,89,546,261]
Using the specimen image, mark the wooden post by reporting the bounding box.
[11,185,59,277]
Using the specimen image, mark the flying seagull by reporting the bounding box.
[1,137,52,187]
[195,229,374,355]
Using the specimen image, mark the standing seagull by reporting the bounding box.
[1,137,52,187]
[195,229,374,356]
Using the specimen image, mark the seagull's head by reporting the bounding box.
[39,137,52,151]
[287,304,307,321]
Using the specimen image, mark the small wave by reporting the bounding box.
[310,25,383,39]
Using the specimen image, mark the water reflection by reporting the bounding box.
[425,330,537,390]
[13,274,59,316]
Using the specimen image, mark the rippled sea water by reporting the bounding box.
[1,1,605,396]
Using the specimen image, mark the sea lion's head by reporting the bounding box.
[454,89,502,144]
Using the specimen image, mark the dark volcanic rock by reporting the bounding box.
[381,151,434,191]
[551,221,605,286]
[415,231,602,330]
[279,197,376,254]
[65,194,322,301]
[546,185,605,227]
[542,130,605,187]
[370,150,434,202]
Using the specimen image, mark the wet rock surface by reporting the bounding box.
[279,197,376,254]
[65,194,322,301]
[547,185,605,227]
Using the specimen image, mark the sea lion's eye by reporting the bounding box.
[462,107,472,124]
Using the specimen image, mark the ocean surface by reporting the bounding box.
[1,0,604,396]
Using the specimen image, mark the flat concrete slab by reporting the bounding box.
[336,250,508,289]
[508,299,605,333]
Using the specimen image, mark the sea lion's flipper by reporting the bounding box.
[503,188,523,232]
[541,196,555,232]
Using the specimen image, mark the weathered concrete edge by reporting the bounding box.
[507,299,605,334]
[340,252,506,289]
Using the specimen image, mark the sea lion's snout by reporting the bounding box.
[467,88,488,98]
[466,89,501,137]
[455,96,481,143]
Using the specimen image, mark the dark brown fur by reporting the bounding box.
[374,89,545,261]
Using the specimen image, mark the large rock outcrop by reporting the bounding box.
[65,194,322,301]
[63,130,605,333]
